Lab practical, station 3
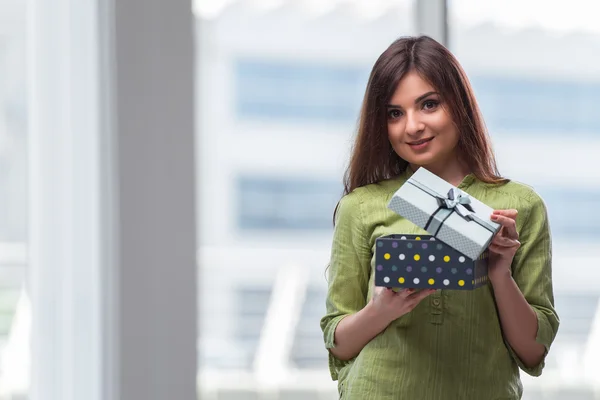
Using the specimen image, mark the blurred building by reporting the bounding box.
[194,1,600,399]
[0,1,28,398]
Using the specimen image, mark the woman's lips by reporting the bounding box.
[407,137,434,150]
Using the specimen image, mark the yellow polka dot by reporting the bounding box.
[415,236,421,240]
[443,255,450,262]
[428,278,435,285]
[384,253,391,260]
[472,280,475,285]
[399,277,405,284]
[414,254,420,261]
[458,280,465,286]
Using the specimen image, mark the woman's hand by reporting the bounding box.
[370,286,436,324]
[488,209,520,283]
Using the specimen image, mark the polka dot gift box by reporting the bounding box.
[375,234,489,290]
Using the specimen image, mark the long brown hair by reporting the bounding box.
[342,35,505,200]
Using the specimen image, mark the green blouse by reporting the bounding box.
[320,168,560,400]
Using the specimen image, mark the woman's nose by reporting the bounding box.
[405,111,424,136]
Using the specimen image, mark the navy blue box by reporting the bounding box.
[375,234,489,290]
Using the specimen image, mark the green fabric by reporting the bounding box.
[320,168,559,400]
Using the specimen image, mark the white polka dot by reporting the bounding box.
[459,256,465,263]
[413,278,420,284]
[443,279,450,286]
[430,237,436,241]
[429,255,435,262]
[400,236,406,240]
[399,254,405,260]
[383,277,390,283]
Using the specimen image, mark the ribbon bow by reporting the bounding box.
[406,178,498,235]
[437,188,475,213]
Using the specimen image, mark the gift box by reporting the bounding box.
[374,234,489,290]
[388,168,501,261]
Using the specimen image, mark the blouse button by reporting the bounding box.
[432,298,440,306]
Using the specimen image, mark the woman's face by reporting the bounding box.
[387,71,460,170]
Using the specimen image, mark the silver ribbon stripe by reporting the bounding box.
[406,178,498,235]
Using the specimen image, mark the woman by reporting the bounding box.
[320,36,559,399]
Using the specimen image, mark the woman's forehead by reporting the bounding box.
[389,72,438,105]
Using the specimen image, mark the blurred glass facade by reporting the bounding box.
[196,1,417,398]
[195,1,600,399]
[450,2,600,398]
[0,1,27,398]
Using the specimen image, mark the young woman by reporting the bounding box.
[320,36,559,399]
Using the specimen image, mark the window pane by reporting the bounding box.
[195,1,416,398]
[450,1,600,395]
[0,1,28,399]
[538,187,600,241]
[235,60,368,122]
[237,176,341,231]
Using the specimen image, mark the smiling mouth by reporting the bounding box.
[407,137,434,146]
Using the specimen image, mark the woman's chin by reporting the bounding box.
[404,154,437,168]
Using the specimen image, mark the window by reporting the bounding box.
[237,176,342,231]
[545,293,599,373]
[200,286,273,370]
[450,0,600,395]
[290,286,328,370]
[471,76,600,134]
[0,1,28,398]
[233,287,273,369]
[235,59,369,123]
[554,294,598,342]
[538,187,599,240]
[235,57,600,135]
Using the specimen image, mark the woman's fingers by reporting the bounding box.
[491,214,518,239]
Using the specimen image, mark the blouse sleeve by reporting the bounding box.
[506,191,560,377]
[320,191,372,380]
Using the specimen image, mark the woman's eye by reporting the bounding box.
[423,100,439,110]
[388,109,402,119]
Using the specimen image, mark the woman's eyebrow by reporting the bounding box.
[386,91,439,108]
